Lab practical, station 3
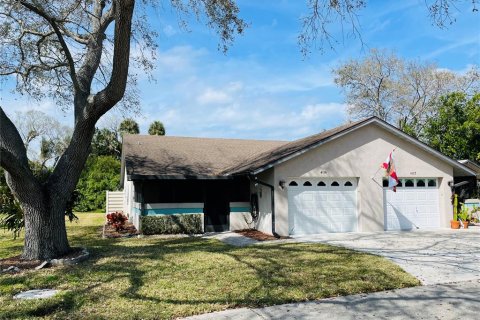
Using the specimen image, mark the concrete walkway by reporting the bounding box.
[203,231,259,246]
[183,280,480,320]
[291,229,480,285]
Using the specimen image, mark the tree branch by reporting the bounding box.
[0,108,40,198]
[19,1,80,93]
[90,0,134,118]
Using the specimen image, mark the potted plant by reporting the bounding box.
[458,204,470,229]
[451,194,460,229]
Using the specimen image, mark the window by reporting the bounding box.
[416,179,425,187]
[303,181,312,186]
[317,181,326,186]
[344,181,353,186]
[382,178,389,187]
[405,179,414,187]
[331,181,339,186]
[428,179,437,187]
[289,181,298,186]
[397,180,403,187]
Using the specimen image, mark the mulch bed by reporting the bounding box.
[0,247,85,273]
[103,221,139,238]
[234,229,290,241]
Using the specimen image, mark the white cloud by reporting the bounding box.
[163,25,177,37]
[197,88,232,105]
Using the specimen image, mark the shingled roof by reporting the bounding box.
[121,117,476,181]
[221,118,367,175]
[121,135,287,179]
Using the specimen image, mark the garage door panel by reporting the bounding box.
[384,183,440,231]
[288,178,357,235]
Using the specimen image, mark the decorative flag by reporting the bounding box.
[382,149,399,192]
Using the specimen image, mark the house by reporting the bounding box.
[120,116,476,236]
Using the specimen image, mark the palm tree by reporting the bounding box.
[148,121,166,136]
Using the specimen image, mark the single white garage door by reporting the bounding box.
[384,178,440,230]
[288,178,358,235]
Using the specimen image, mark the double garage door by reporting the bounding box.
[288,177,441,235]
[288,178,358,235]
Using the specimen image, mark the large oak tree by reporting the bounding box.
[0,0,245,260]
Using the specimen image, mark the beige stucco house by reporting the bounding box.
[120,117,476,236]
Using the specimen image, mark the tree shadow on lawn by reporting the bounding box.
[0,237,419,319]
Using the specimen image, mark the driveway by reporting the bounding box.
[292,228,480,285]
[183,280,480,320]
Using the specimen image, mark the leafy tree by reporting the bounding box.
[74,156,121,212]
[423,92,480,161]
[333,49,479,136]
[148,121,166,136]
[0,168,24,239]
[118,118,140,136]
[91,128,122,158]
[0,0,245,260]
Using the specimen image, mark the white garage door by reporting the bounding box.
[288,178,358,235]
[384,178,440,231]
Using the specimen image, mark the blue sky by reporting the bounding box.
[2,0,479,141]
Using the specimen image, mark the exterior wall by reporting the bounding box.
[272,123,454,236]
[123,169,135,218]
[253,169,274,235]
[229,202,253,230]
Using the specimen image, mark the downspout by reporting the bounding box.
[249,174,280,238]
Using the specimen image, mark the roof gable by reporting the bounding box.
[222,117,476,177]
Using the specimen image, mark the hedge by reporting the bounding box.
[141,214,203,235]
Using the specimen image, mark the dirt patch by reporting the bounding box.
[234,229,290,241]
[0,247,86,273]
[103,221,139,238]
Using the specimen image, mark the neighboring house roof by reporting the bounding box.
[121,117,476,182]
[223,117,476,177]
[121,135,286,180]
[458,160,480,178]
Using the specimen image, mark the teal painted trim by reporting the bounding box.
[145,208,203,216]
[230,207,250,213]
[132,207,143,215]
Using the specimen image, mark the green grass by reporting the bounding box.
[0,213,420,319]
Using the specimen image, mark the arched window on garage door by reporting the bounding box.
[303,181,312,186]
[317,181,326,186]
[331,181,339,186]
[344,181,353,186]
[289,181,298,186]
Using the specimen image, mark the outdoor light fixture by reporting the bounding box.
[279,180,286,189]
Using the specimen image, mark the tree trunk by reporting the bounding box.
[21,198,70,260]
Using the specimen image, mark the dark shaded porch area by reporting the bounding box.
[138,176,250,232]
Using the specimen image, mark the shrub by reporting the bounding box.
[141,214,203,235]
[106,211,128,231]
[74,155,121,212]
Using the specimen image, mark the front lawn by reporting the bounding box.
[0,213,420,319]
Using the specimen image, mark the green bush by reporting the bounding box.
[74,155,121,212]
[141,214,203,235]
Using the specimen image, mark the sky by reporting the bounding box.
[1,0,479,141]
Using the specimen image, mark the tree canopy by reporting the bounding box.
[333,49,479,136]
[423,92,480,162]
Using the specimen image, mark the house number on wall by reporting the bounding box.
[410,171,416,175]
[320,170,328,175]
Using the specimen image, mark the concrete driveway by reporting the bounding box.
[292,228,480,285]
[184,280,480,320]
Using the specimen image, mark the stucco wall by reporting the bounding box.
[254,169,274,235]
[272,123,454,236]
